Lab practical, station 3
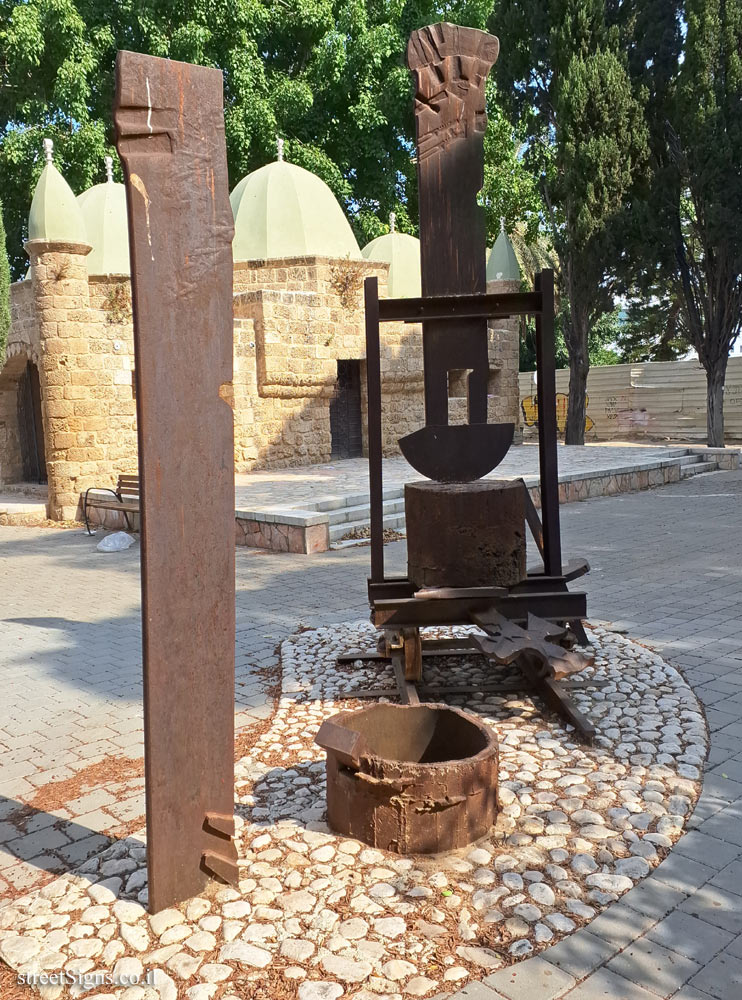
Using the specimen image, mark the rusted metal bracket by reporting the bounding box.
[201,812,238,885]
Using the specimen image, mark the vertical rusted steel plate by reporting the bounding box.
[114,51,238,912]
[401,23,512,481]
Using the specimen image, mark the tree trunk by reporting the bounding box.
[565,353,589,445]
[705,362,726,447]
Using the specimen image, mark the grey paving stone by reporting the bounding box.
[5,827,70,860]
[697,804,742,848]
[450,985,506,1000]
[58,833,110,865]
[708,758,742,784]
[620,878,689,919]
[559,968,661,1000]
[484,957,575,1000]
[673,831,741,869]
[709,859,742,896]
[581,902,659,951]
[688,951,742,1000]
[670,988,720,1000]
[701,772,742,802]
[646,910,734,964]
[724,935,742,960]
[538,931,618,978]
[653,852,717,892]
[679,884,742,935]
[607,938,701,997]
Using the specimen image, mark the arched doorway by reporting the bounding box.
[0,354,47,485]
[17,361,47,483]
[330,359,363,460]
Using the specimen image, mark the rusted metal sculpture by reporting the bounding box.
[115,51,238,912]
[316,704,499,854]
[401,23,512,480]
[337,22,595,742]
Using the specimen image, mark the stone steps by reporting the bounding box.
[329,503,407,545]
[680,458,719,478]
[234,445,739,554]
[326,446,730,549]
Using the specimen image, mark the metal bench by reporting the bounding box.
[83,474,140,535]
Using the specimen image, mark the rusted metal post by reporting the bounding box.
[114,50,238,912]
[365,276,384,583]
[534,269,562,576]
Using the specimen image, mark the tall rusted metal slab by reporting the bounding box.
[403,23,512,480]
[114,51,238,912]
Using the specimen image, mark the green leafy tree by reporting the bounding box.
[615,285,689,364]
[492,0,648,443]
[481,84,544,251]
[519,304,620,372]
[618,0,742,445]
[0,198,9,362]
[0,0,523,280]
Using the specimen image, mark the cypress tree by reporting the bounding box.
[493,0,648,443]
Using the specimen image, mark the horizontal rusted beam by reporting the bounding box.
[377,290,543,324]
[372,591,587,628]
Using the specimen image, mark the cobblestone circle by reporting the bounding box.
[0,622,706,999]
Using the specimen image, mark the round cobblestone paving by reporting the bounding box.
[0,623,707,999]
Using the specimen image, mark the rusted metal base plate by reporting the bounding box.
[316,703,498,854]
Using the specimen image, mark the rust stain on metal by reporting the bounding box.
[114,50,238,912]
[316,703,498,854]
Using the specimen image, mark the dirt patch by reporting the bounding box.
[339,525,404,543]
[0,959,33,998]
[27,755,144,815]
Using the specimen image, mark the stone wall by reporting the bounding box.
[487,278,522,440]
[1,248,521,520]
[0,279,40,484]
[232,256,430,470]
[7,243,138,519]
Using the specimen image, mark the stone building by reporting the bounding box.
[0,141,520,522]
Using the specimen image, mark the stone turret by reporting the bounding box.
[487,220,522,442]
[25,140,95,518]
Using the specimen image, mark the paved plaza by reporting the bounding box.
[234,443,704,511]
[1,468,742,998]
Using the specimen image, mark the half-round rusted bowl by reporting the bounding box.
[316,703,499,854]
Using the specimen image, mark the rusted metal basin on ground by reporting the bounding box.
[315,703,498,854]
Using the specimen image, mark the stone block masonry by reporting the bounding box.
[1,249,521,522]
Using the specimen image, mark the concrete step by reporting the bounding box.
[678,454,706,466]
[314,485,403,513]
[329,511,406,544]
[326,497,405,526]
[681,460,718,478]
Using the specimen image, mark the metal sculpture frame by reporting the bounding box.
[355,272,594,738]
[344,23,594,741]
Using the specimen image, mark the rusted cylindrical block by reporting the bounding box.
[405,479,526,589]
[317,703,499,854]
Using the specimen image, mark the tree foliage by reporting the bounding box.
[493,0,648,443]
[0,198,9,362]
[617,0,742,445]
[0,0,537,280]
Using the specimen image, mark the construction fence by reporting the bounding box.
[518,356,742,442]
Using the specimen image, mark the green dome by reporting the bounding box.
[77,170,130,275]
[28,141,87,245]
[362,231,421,298]
[486,229,520,282]
[231,160,361,261]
